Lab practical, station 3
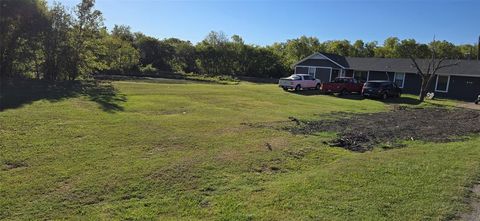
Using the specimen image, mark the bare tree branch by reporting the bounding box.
[437,61,459,70]
[409,55,424,76]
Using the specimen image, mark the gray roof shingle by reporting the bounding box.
[343,57,480,77]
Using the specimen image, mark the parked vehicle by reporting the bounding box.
[320,77,363,95]
[278,74,321,91]
[362,81,402,99]
[475,95,479,104]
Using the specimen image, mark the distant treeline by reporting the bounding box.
[1,0,479,81]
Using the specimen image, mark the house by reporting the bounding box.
[293,52,480,101]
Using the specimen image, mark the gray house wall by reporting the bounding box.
[402,73,422,95]
[448,76,480,101]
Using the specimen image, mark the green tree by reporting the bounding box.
[430,40,461,59]
[271,36,321,70]
[364,41,378,57]
[397,39,430,59]
[163,38,197,73]
[457,44,478,59]
[351,40,366,57]
[0,0,48,80]
[42,2,74,80]
[111,24,134,43]
[324,40,351,56]
[101,34,139,74]
[70,0,104,80]
[375,37,400,58]
[134,34,175,71]
[195,31,236,75]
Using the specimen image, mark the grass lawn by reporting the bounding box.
[0,80,479,220]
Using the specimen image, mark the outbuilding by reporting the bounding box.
[293,52,480,101]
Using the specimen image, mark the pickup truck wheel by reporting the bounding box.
[382,93,388,100]
[315,84,321,90]
[282,87,288,91]
[295,85,301,91]
[340,89,348,96]
[475,100,479,105]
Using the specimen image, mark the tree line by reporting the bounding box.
[1,0,479,82]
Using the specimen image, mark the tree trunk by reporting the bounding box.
[418,74,437,102]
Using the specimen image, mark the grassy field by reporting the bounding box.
[1,80,479,220]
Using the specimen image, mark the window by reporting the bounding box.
[435,75,450,92]
[393,72,405,88]
[353,71,368,82]
[295,67,308,74]
[308,67,315,78]
[331,69,340,82]
[303,75,312,80]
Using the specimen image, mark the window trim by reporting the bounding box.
[435,75,450,93]
[308,67,316,78]
[353,70,369,82]
[330,69,340,82]
[393,72,405,88]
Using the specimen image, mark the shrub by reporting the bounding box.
[139,64,158,74]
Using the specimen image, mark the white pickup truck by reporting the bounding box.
[278,74,321,91]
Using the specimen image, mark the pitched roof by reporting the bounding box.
[343,57,480,77]
[319,52,350,68]
[293,52,347,68]
[295,52,480,77]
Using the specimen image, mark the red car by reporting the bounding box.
[320,77,364,95]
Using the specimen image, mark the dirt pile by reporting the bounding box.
[288,107,480,152]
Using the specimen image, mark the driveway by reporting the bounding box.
[458,102,480,110]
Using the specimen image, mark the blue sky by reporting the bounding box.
[57,0,480,46]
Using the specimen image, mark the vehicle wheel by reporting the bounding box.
[340,89,348,96]
[382,93,388,100]
[295,85,301,91]
[282,87,288,91]
[476,100,479,105]
[315,84,321,90]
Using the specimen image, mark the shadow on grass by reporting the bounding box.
[289,90,425,105]
[288,90,325,96]
[0,80,126,112]
[289,90,364,100]
[379,97,422,105]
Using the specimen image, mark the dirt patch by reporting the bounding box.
[459,182,480,221]
[287,107,480,152]
[2,160,28,170]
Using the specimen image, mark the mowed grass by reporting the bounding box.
[0,80,479,220]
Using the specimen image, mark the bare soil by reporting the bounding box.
[459,182,480,221]
[287,107,480,152]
